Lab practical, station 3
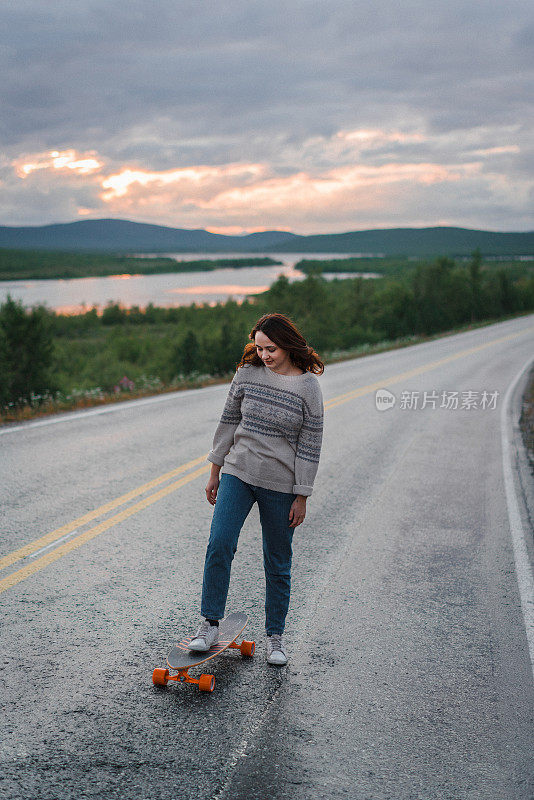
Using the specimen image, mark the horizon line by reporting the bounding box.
[1,217,534,236]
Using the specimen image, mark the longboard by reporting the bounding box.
[152,611,255,692]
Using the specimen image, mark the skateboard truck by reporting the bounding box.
[152,613,255,693]
[152,668,216,692]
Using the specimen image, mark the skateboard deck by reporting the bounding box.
[152,612,255,692]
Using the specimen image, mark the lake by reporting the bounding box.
[0,252,381,314]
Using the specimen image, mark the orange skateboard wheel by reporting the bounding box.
[240,640,255,657]
[152,668,169,686]
[198,673,215,692]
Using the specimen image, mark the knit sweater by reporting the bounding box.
[207,363,324,496]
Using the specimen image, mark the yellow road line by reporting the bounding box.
[1,324,532,594]
[0,464,210,595]
[0,453,208,571]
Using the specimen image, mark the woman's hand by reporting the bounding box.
[205,475,220,505]
[289,495,307,528]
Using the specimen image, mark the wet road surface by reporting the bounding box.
[1,315,534,799]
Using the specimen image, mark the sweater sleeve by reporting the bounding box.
[207,370,243,467]
[293,381,324,496]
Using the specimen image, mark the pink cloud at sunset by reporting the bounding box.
[13,149,103,178]
[6,122,528,233]
[336,129,426,145]
[207,225,274,235]
[100,162,265,201]
[93,157,483,229]
[198,162,480,213]
[2,2,532,232]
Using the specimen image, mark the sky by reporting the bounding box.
[1,0,533,234]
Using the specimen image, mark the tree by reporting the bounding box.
[412,257,457,335]
[209,316,246,376]
[496,269,517,314]
[101,302,126,325]
[0,325,9,407]
[264,274,292,313]
[371,280,416,339]
[469,248,482,322]
[0,296,56,406]
[177,329,200,376]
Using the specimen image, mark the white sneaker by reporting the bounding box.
[189,619,219,652]
[266,634,287,665]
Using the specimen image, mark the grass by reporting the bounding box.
[2,310,531,426]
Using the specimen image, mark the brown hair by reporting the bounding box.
[236,313,324,375]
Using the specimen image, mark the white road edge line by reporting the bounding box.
[0,383,223,436]
[501,355,534,681]
[28,529,79,559]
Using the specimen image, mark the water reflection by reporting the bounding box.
[168,284,270,297]
[0,253,381,314]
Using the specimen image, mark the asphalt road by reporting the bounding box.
[1,314,534,800]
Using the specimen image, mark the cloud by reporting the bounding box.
[5,121,531,232]
[100,162,265,201]
[1,0,533,230]
[13,149,104,178]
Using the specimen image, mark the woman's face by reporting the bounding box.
[254,330,292,373]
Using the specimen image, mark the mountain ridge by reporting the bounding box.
[0,218,533,256]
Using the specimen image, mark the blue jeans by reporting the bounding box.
[201,473,296,636]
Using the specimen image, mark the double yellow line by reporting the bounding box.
[0,456,210,594]
[1,324,532,595]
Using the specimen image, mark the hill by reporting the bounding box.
[0,219,297,253]
[0,219,532,256]
[266,226,534,257]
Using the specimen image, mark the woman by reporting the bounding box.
[189,312,324,665]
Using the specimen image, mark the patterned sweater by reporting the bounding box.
[207,363,324,496]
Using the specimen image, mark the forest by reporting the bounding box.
[1,251,533,417]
